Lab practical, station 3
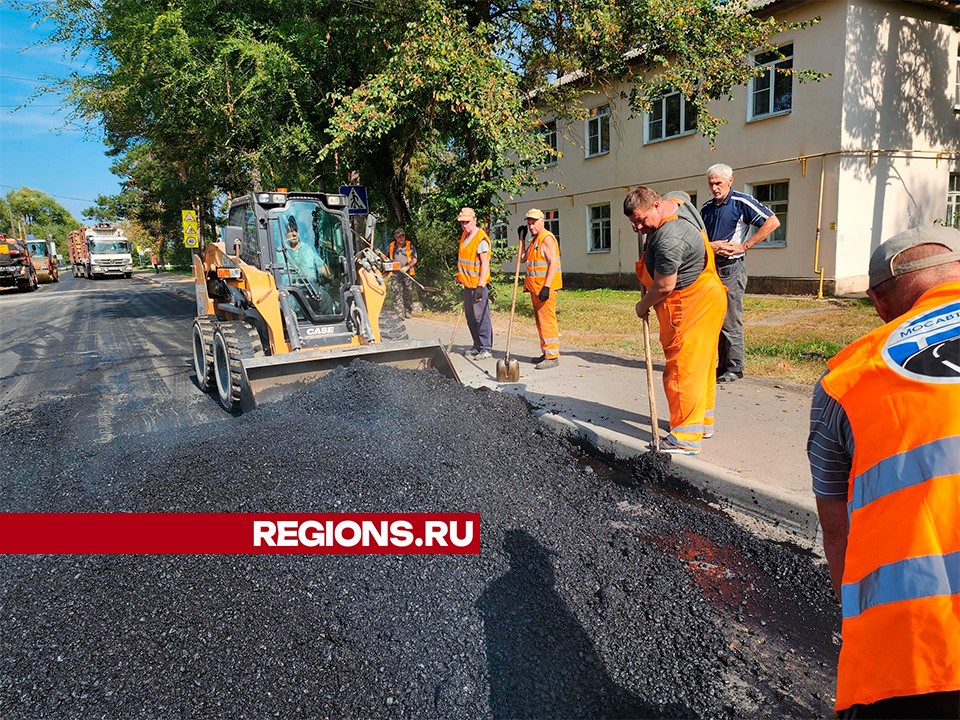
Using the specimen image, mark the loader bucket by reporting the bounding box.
[239,338,460,411]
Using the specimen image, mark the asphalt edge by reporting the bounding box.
[535,411,821,547]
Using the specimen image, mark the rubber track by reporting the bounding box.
[217,321,264,408]
[193,317,218,391]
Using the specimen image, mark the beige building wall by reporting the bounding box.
[505,0,959,295]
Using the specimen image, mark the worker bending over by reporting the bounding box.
[623,187,727,455]
[808,225,960,719]
[522,208,562,370]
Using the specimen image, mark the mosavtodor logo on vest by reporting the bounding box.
[882,300,960,383]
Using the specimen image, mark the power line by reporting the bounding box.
[0,184,96,203]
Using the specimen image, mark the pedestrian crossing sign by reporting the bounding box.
[339,185,369,216]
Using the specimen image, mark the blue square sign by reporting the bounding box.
[339,185,369,215]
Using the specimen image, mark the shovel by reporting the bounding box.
[496,227,526,383]
[447,306,464,354]
[636,231,660,452]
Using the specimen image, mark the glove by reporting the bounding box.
[517,225,528,242]
[538,286,550,302]
[474,285,486,303]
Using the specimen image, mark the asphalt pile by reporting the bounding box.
[0,361,838,718]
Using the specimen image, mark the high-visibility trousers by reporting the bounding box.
[531,289,559,359]
[654,272,726,450]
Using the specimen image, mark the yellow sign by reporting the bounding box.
[0,244,8,254]
[181,210,197,224]
[184,236,199,249]
[182,221,199,237]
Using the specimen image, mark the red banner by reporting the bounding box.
[0,513,480,554]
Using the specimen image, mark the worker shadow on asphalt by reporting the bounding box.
[563,349,664,373]
[477,530,693,719]
[500,384,670,441]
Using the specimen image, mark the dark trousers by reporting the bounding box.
[716,259,746,375]
[390,273,414,316]
[463,286,493,351]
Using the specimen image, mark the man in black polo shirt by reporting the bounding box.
[700,163,781,383]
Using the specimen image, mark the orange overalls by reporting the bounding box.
[636,206,727,451]
[523,230,562,360]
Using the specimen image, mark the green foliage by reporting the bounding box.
[2,186,80,242]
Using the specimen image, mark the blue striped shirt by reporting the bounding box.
[700,190,773,259]
[807,376,855,500]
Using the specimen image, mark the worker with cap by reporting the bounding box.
[388,227,418,318]
[522,208,562,369]
[808,225,960,719]
[456,206,494,359]
[623,186,727,455]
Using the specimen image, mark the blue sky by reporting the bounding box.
[1,5,120,221]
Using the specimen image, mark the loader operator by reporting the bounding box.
[283,217,335,315]
[623,186,726,455]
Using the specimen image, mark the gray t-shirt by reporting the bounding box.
[643,192,707,290]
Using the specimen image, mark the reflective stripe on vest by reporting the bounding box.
[523,231,562,293]
[842,550,960,620]
[820,281,960,710]
[457,229,490,288]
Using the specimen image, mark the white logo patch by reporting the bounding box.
[882,300,960,384]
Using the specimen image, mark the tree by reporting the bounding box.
[2,186,81,242]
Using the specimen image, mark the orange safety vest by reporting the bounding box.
[456,229,490,289]
[821,280,960,710]
[388,240,416,276]
[523,230,562,293]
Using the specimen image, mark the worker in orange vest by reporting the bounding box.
[522,208,562,370]
[456,207,493,360]
[809,226,960,718]
[387,228,418,318]
[150,252,159,274]
[623,186,726,455]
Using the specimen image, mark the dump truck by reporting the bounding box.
[191,189,459,412]
[68,223,133,279]
[25,238,59,283]
[0,235,39,291]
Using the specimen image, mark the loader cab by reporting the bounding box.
[228,193,353,325]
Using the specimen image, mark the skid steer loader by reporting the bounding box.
[191,189,458,412]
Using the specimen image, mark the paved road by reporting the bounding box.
[0,274,840,718]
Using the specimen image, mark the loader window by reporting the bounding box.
[271,201,348,320]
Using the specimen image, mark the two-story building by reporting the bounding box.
[503,0,960,296]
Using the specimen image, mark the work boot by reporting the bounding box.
[474,349,492,360]
[465,348,480,358]
[717,371,741,383]
[534,358,559,370]
[531,354,546,364]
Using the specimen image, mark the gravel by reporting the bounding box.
[0,361,839,718]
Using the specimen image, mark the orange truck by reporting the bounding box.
[0,234,39,291]
[68,223,133,279]
[25,237,59,283]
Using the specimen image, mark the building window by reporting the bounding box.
[746,181,789,247]
[948,174,960,229]
[955,44,960,108]
[588,204,611,253]
[687,192,698,209]
[585,105,610,157]
[492,222,509,249]
[541,120,558,165]
[646,91,697,142]
[544,209,560,246]
[750,43,793,120]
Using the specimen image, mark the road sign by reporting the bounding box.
[339,185,368,216]
[182,209,200,248]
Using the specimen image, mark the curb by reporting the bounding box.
[535,411,820,545]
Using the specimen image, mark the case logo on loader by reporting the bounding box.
[305,326,335,335]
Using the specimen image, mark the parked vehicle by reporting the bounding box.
[25,238,59,283]
[0,234,39,292]
[68,224,133,279]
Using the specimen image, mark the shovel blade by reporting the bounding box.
[496,358,508,382]
[497,358,521,383]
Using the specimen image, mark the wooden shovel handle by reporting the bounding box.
[642,312,660,452]
[504,241,524,361]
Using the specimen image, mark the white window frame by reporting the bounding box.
[644,90,697,143]
[748,43,793,121]
[744,180,789,248]
[947,173,960,229]
[585,105,610,158]
[955,43,960,110]
[587,203,611,253]
[541,120,558,165]
[492,222,509,249]
[544,209,560,243]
